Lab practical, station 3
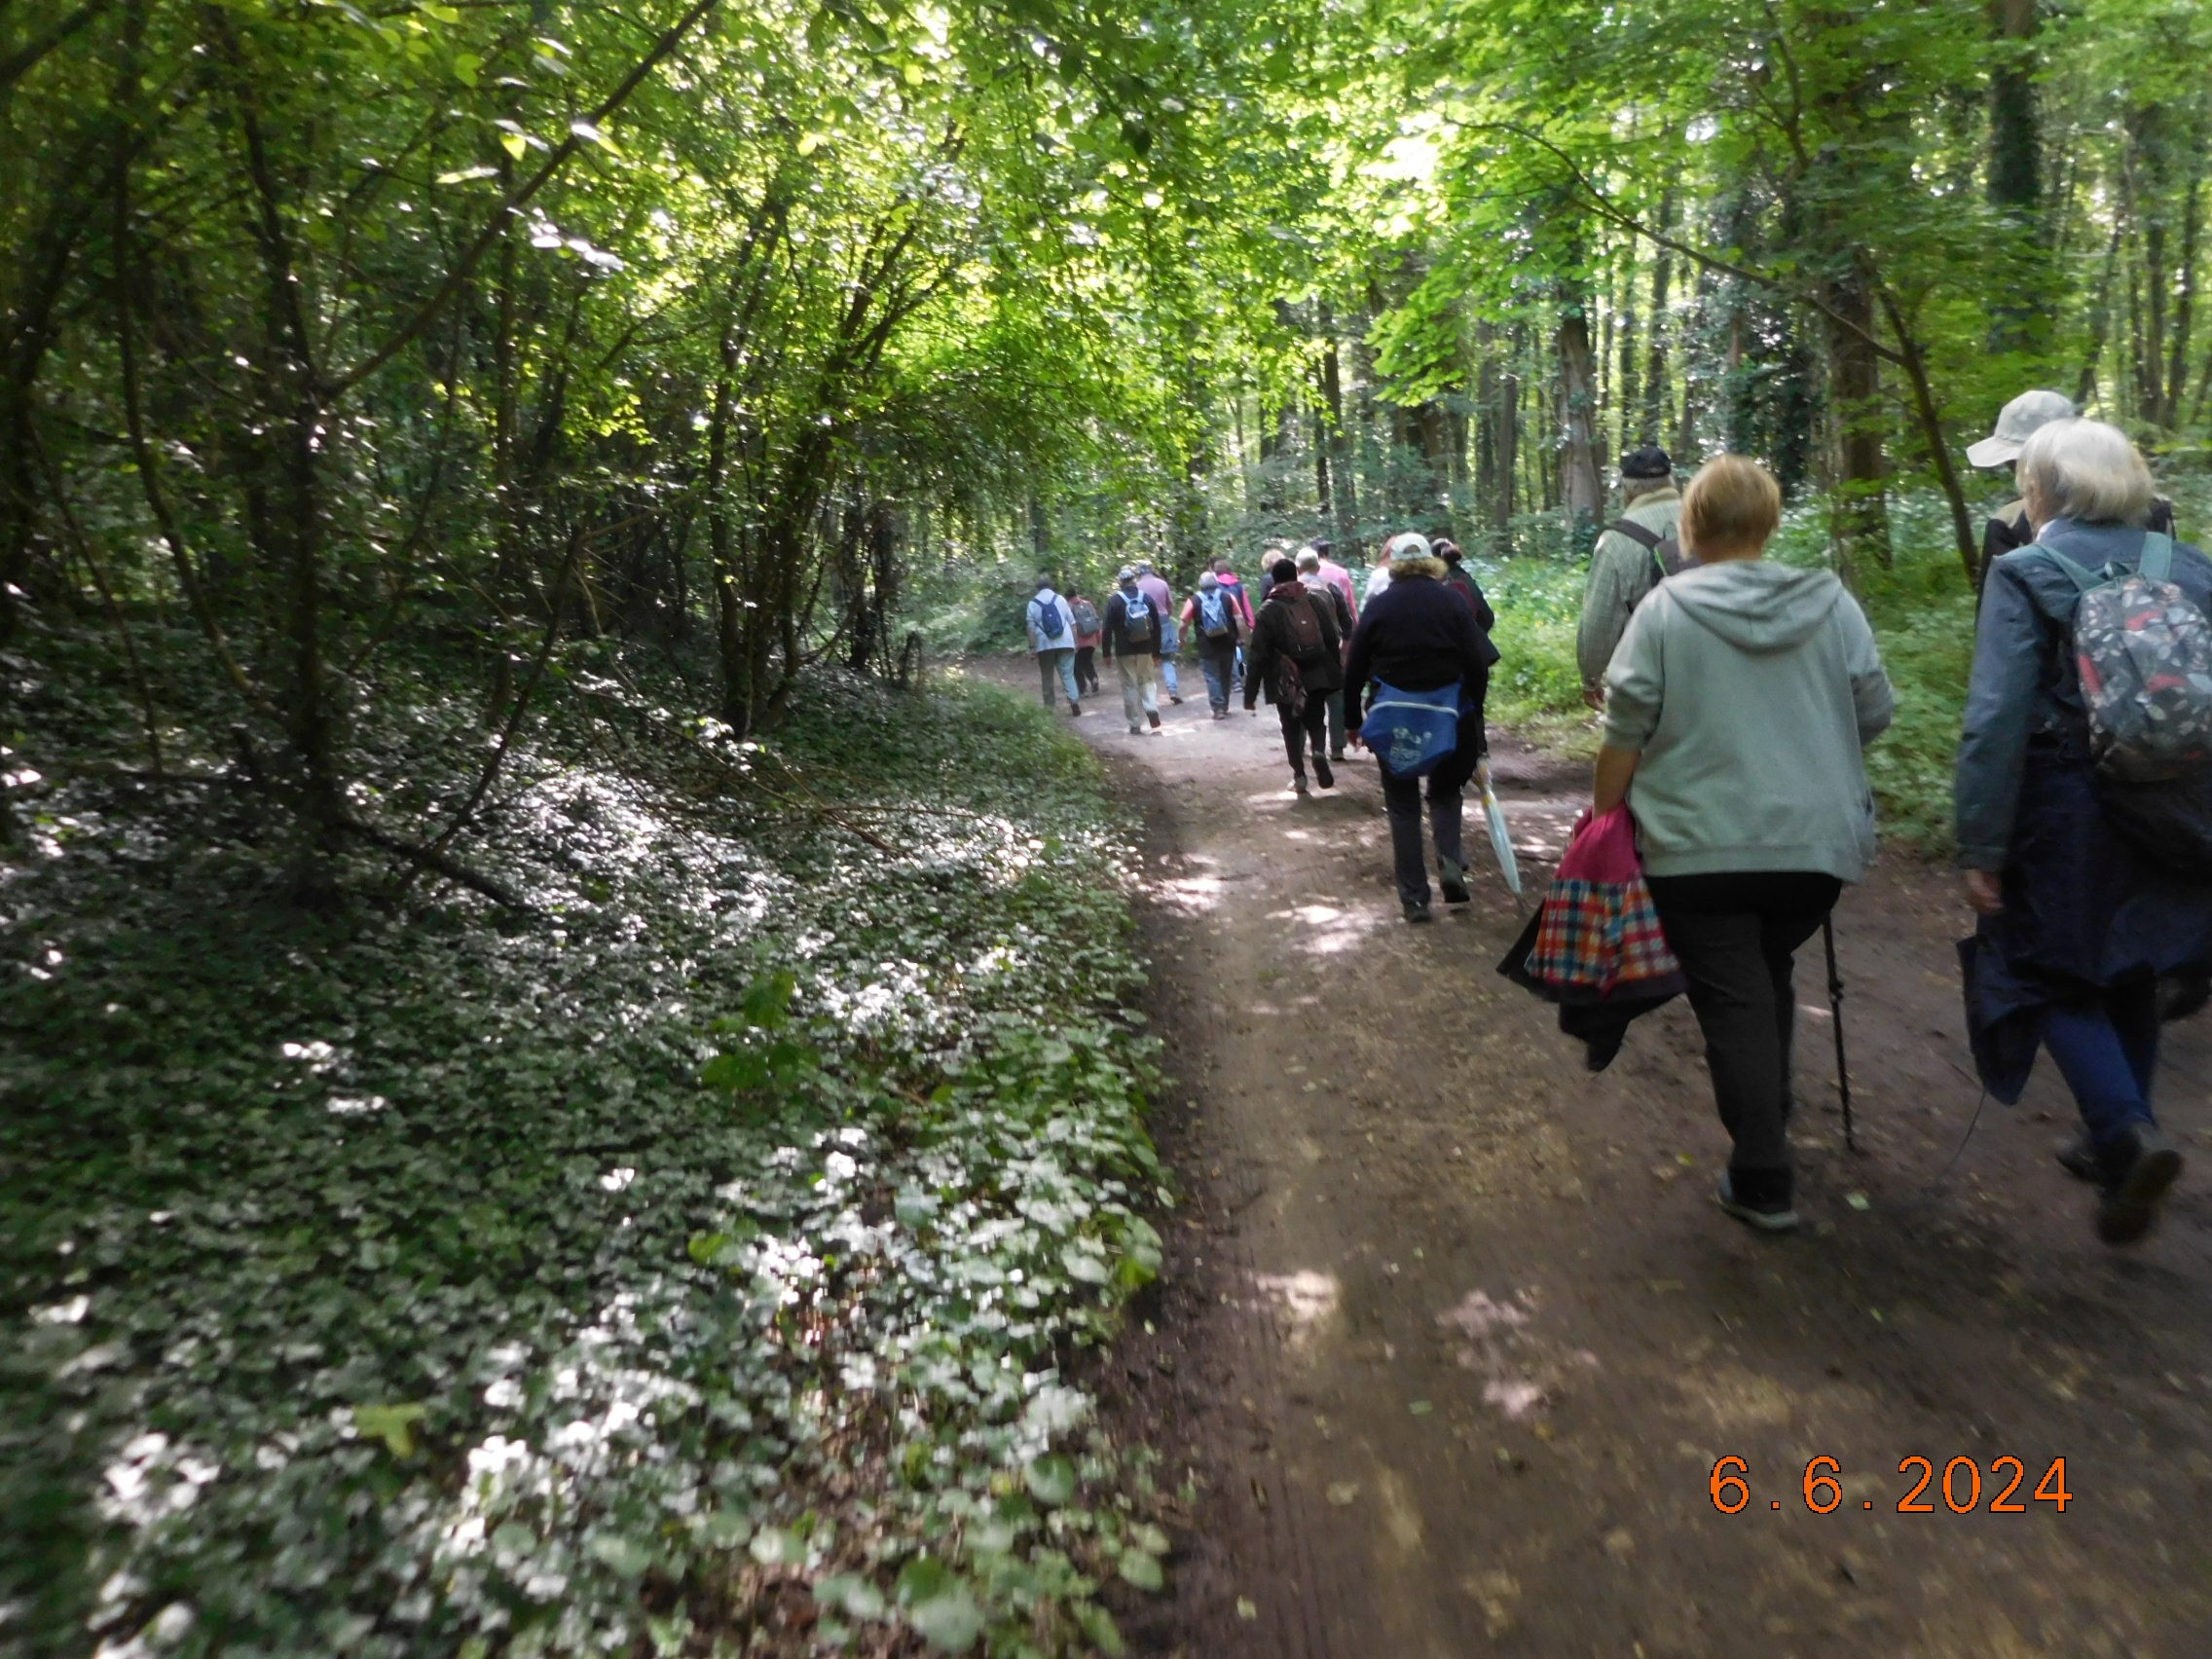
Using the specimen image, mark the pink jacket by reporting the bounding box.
[1318,558,1359,620]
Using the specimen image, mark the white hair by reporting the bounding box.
[1294,546,1320,571]
[2017,419,2156,528]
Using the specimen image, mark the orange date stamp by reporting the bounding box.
[1710,1456,2072,1515]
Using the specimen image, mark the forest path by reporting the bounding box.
[1034,668,2212,1659]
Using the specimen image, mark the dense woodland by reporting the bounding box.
[6,0,2210,860]
[4,3,2212,1654]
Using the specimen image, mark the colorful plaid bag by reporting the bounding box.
[1520,806,1679,996]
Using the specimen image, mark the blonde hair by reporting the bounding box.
[2017,418,2155,527]
[1680,455,1783,558]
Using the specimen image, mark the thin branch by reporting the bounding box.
[1466,121,1909,368]
[0,0,114,91]
[325,0,721,403]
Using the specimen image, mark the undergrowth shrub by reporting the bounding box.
[2,649,1166,1659]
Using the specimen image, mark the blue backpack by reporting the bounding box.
[1361,679,1462,776]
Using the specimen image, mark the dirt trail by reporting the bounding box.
[1051,678,2212,1658]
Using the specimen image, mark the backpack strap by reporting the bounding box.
[2027,545,2101,596]
[2141,531,2175,583]
[1608,518,1661,551]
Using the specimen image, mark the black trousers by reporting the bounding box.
[1645,872,1842,1177]
[1277,698,1327,776]
[1073,645,1099,694]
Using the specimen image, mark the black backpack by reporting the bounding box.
[1275,591,1329,667]
[1610,517,1692,604]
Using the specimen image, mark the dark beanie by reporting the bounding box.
[1270,557,1300,584]
[1621,445,1673,481]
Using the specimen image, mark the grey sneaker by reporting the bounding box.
[1717,1171,1799,1234]
[1402,900,1433,924]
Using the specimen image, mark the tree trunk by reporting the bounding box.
[1641,189,1677,446]
[1986,0,2041,220]
[1319,308,1358,556]
[1822,265,1892,571]
[1615,236,1641,459]
[2076,218,2124,406]
[1555,295,1603,531]
[2164,171,2200,432]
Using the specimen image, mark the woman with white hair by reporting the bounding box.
[1956,418,2212,1244]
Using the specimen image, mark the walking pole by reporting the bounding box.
[1823,914,1856,1152]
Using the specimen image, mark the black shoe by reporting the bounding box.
[1330,749,1346,762]
[1147,710,1161,730]
[1582,1023,1626,1073]
[1402,900,1432,924]
[2096,1124,2183,1245]
[1717,1170,1798,1234]
[1438,858,1471,904]
[1313,755,1335,789]
[1169,694,1184,705]
[1293,775,1309,796]
[2055,1130,2099,1183]
[1068,701,1083,718]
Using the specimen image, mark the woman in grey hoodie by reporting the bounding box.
[1593,457,1896,1233]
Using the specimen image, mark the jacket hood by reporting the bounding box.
[1667,560,1844,651]
[1389,556,1448,581]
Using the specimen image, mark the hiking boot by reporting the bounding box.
[2095,1124,2183,1245]
[1582,1023,1626,1073]
[2055,1129,2100,1183]
[1439,858,1471,904]
[1293,775,1310,796]
[1169,694,1184,705]
[1068,700,1083,718]
[1402,900,1432,924]
[1147,710,1162,730]
[1717,1169,1798,1234]
[1313,754,1335,789]
[1211,708,1227,720]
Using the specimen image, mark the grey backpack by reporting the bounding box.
[1609,517,1693,606]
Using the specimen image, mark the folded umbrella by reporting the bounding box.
[1475,756,1522,900]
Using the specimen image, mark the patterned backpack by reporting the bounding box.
[2035,534,2212,784]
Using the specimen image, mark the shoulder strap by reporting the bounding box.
[1608,518,1661,551]
[2141,531,2174,582]
[2025,546,2101,596]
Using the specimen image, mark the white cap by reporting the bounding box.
[1383,532,1431,561]
[1967,389,2077,469]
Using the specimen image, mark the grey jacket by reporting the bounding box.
[1577,488,1683,689]
[1604,560,1895,881]
[1955,518,2212,870]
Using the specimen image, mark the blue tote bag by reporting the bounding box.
[1360,678,1462,777]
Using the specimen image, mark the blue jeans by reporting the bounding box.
[1198,654,1232,712]
[2043,984,2160,1149]
[1036,648,1079,708]
[1157,622,1182,697]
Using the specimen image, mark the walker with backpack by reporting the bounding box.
[2031,530,2212,875]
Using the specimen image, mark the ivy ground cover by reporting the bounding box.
[2,660,1166,1659]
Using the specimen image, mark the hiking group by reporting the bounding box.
[1027,399,2210,1247]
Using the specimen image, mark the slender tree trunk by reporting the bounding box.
[2076,218,2124,406]
[1556,292,1603,531]
[1641,188,1677,445]
[1616,236,1641,458]
[1319,307,1358,556]
[1822,265,1892,570]
[2164,172,2199,431]
[211,6,340,841]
